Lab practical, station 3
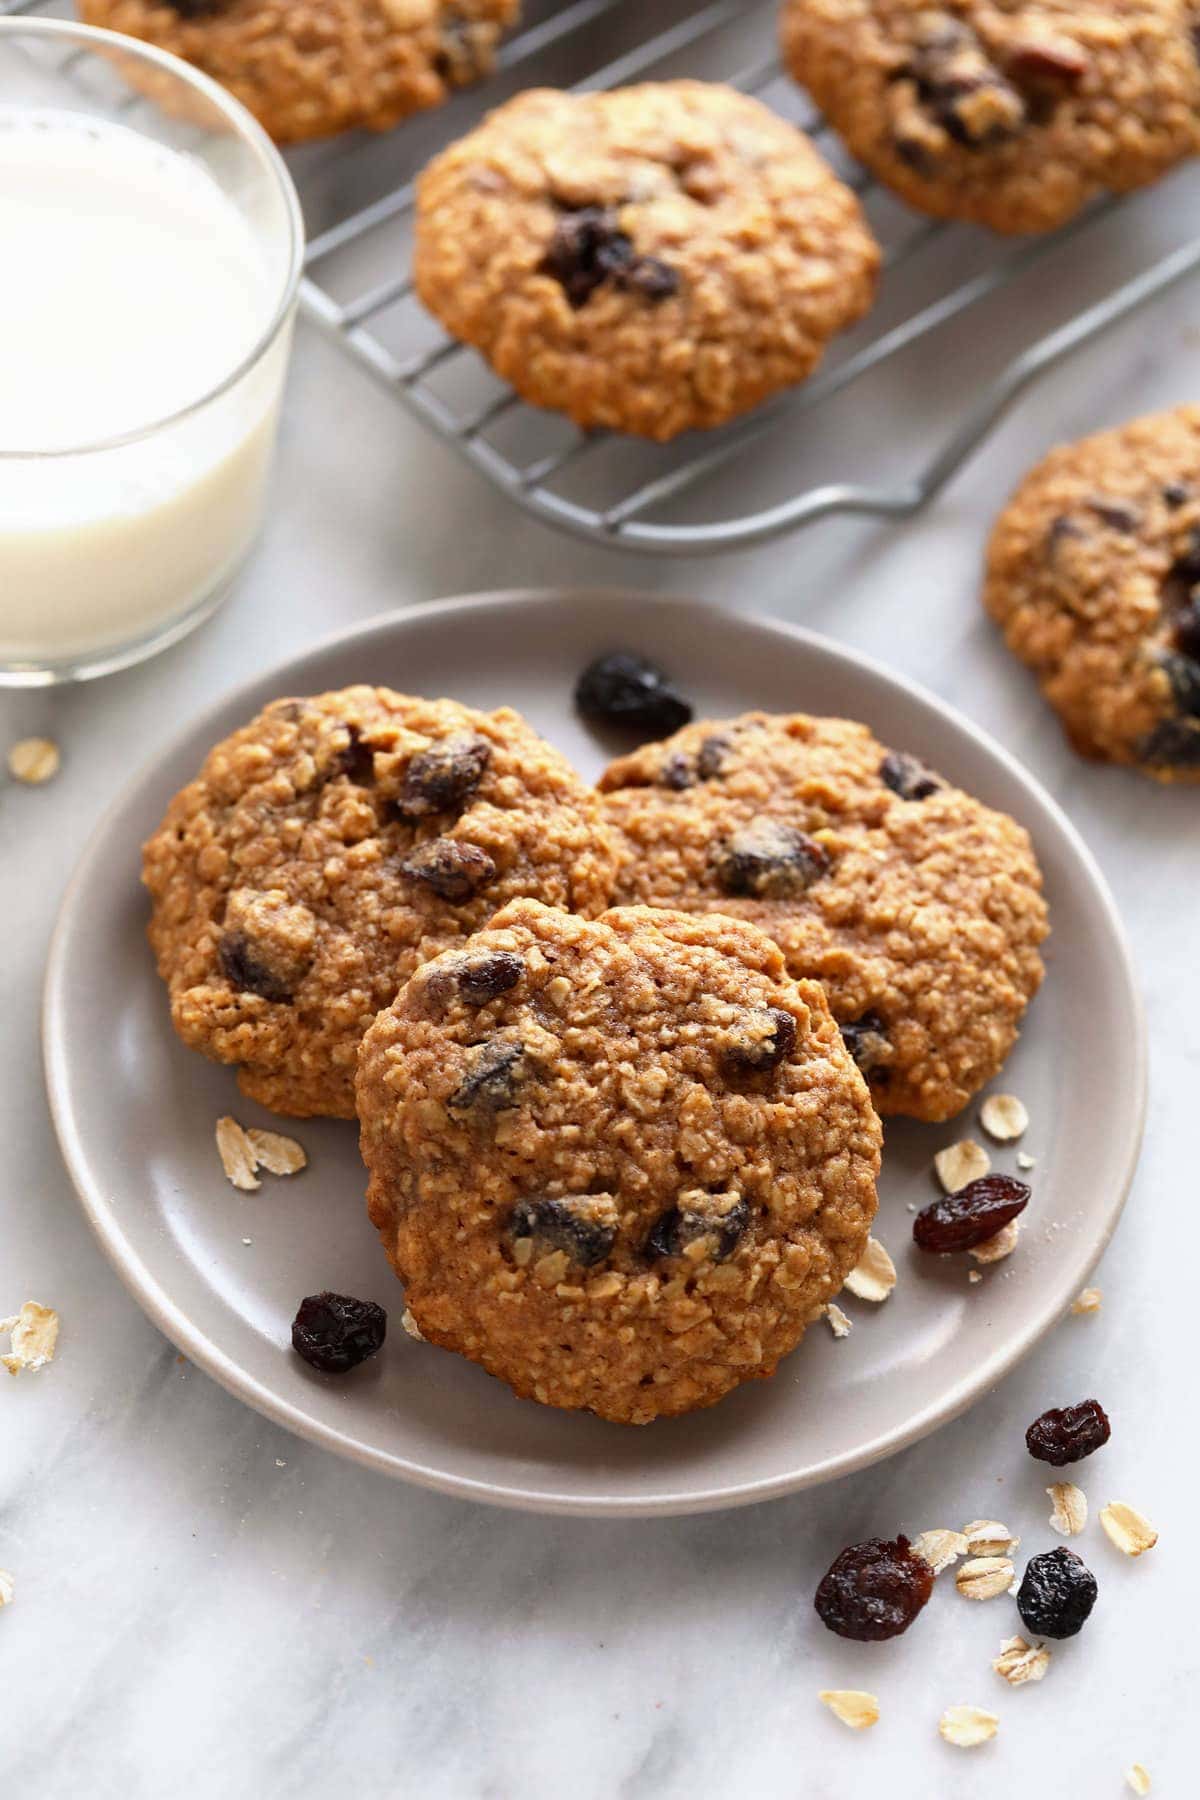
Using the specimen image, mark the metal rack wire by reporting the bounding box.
[9,0,1200,553]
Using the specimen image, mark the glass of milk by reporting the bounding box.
[0,18,303,684]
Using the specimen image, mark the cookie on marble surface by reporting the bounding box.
[79,0,520,145]
[412,81,880,440]
[358,898,881,1424]
[780,1,1200,234]
[985,407,1200,781]
[597,712,1048,1123]
[142,688,616,1119]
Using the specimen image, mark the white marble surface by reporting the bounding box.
[4,168,1198,1797]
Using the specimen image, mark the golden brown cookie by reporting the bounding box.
[780,1,1200,234]
[358,898,881,1424]
[79,0,520,145]
[985,407,1200,780]
[597,712,1048,1123]
[412,81,880,440]
[142,689,616,1118]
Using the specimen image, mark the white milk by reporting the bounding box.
[0,110,291,670]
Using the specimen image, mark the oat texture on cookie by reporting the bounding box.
[781,0,1200,235]
[357,898,881,1423]
[413,81,880,440]
[985,406,1200,781]
[79,1,520,145]
[142,688,616,1119]
[597,712,1048,1122]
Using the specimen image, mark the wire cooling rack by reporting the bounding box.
[9,0,1200,553]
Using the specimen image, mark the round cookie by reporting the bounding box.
[143,689,616,1119]
[985,407,1200,781]
[79,1,520,146]
[597,713,1048,1123]
[412,81,880,440]
[358,898,881,1424]
[780,1,1200,235]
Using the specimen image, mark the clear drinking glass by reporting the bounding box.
[0,17,303,685]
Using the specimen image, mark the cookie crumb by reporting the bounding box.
[401,1308,426,1342]
[1071,1286,1102,1315]
[824,1302,853,1339]
[980,1094,1029,1141]
[0,1570,13,1608]
[935,1140,991,1193]
[245,1127,307,1176]
[1047,1482,1087,1536]
[970,1219,1021,1264]
[1016,1151,1036,1171]
[842,1236,896,1303]
[1100,1502,1158,1557]
[1126,1765,1151,1795]
[992,1635,1050,1686]
[938,1705,998,1748]
[216,1116,261,1191]
[1,1301,60,1375]
[912,1529,969,1575]
[963,1520,1020,1557]
[818,1689,879,1730]
[956,1557,1015,1601]
[968,1268,983,1284]
[7,737,60,784]
[275,1458,287,1468]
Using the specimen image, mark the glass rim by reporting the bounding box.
[0,14,304,461]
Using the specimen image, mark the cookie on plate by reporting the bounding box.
[79,1,520,145]
[142,688,616,1119]
[412,81,880,440]
[780,1,1200,234]
[985,407,1200,780]
[358,898,881,1424]
[597,712,1048,1122]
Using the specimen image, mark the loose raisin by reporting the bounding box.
[291,1291,386,1374]
[880,750,943,800]
[218,930,294,1004]
[722,1006,796,1074]
[714,821,829,899]
[575,651,693,737]
[1016,1547,1097,1639]
[647,1193,749,1263]
[448,1038,525,1112]
[398,732,490,817]
[1025,1398,1111,1466]
[457,949,523,1005]
[912,1174,1030,1252]
[813,1535,934,1642]
[397,837,496,903]
[508,1194,618,1267]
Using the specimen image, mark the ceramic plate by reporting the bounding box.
[43,591,1145,1516]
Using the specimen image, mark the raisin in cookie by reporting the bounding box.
[79,1,520,145]
[142,689,616,1119]
[413,81,880,440]
[358,898,881,1424]
[597,713,1048,1122]
[780,1,1200,235]
[985,407,1200,780]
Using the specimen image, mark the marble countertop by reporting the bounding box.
[4,166,1197,1798]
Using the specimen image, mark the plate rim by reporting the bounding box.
[42,588,1148,1516]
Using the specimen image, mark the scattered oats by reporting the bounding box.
[1100,1502,1159,1557]
[992,1635,1050,1687]
[818,1689,879,1730]
[400,1308,425,1342]
[956,1557,1016,1601]
[935,1139,991,1193]
[1047,1482,1087,1536]
[913,1529,969,1575]
[842,1237,896,1303]
[825,1302,852,1339]
[1,1301,60,1375]
[963,1520,1020,1557]
[970,1219,1021,1265]
[1071,1286,1102,1315]
[968,1269,983,1284]
[1017,1151,1036,1171]
[7,737,60,784]
[244,1128,306,1176]
[938,1705,998,1748]
[275,1458,287,1468]
[0,1570,13,1608]
[241,1238,253,1246]
[1126,1765,1151,1795]
[216,1116,260,1191]
[980,1094,1029,1142]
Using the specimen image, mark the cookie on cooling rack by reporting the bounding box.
[985,407,1200,781]
[780,1,1200,234]
[79,1,521,145]
[596,712,1049,1122]
[358,898,881,1423]
[412,81,880,440]
[142,688,617,1119]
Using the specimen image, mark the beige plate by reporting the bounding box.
[43,591,1145,1515]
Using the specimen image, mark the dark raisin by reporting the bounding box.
[217,930,293,1004]
[1087,497,1141,533]
[813,1535,934,1642]
[661,751,695,790]
[909,17,1026,148]
[722,1006,796,1074]
[1175,599,1200,662]
[647,1193,749,1262]
[839,1012,891,1077]
[1140,716,1200,768]
[714,821,829,899]
[433,11,488,84]
[1046,513,1086,554]
[696,733,731,780]
[508,1195,617,1267]
[1025,1398,1111,1466]
[541,207,635,308]
[1163,481,1191,509]
[448,1038,525,1112]
[457,949,523,1005]
[1170,523,1200,586]
[397,837,496,903]
[880,750,943,800]
[1161,649,1200,718]
[163,0,226,14]
[331,723,375,786]
[620,255,678,301]
[1016,1547,1097,1639]
[575,651,693,737]
[1005,36,1090,85]
[398,733,490,818]
[291,1291,386,1374]
[912,1174,1030,1253]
